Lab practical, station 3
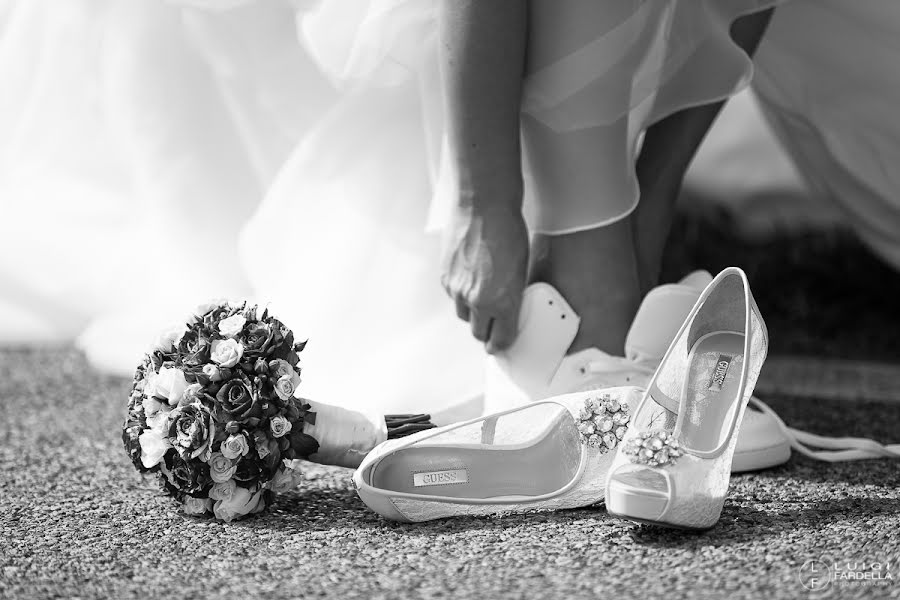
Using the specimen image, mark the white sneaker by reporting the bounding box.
[484,271,792,473]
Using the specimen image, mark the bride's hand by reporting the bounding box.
[441,198,529,353]
[437,0,528,354]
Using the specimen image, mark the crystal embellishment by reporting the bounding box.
[577,394,630,454]
[622,430,682,467]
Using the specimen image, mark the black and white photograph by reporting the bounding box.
[2,1,899,598]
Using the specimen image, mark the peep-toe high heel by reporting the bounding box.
[605,267,768,529]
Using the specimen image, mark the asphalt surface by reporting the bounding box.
[5,214,900,599]
[2,346,899,600]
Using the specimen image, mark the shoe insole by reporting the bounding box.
[370,418,580,500]
[680,332,745,454]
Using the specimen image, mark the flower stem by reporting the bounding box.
[384,414,436,439]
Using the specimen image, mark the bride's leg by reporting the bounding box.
[632,104,728,293]
[524,116,642,356]
[632,9,776,293]
[522,1,646,356]
[530,221,641,356]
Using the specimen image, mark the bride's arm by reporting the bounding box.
[438,0,526,196]
[437,1,530,353]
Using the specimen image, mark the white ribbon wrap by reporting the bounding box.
[302,400,388,468]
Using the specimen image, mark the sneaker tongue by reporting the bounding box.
[624,272,711,364]
[491,283,580,397]
[625,272,711,415]
[677,270,715,291]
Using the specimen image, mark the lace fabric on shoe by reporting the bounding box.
[607,270,767,528]
[648,273,768,456]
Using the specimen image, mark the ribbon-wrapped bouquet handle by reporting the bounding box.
[122,301,434,522]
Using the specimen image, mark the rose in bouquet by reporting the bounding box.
[123,301,433,522]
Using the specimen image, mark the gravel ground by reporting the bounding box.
[4,219,900,600]
[1,346,898,600]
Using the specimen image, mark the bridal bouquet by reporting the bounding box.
[122,300,432,522]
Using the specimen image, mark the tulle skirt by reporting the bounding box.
[2,0,899,417]
[752,0,900,268]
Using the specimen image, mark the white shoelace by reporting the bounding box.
[583,356,656,385]
[587,357,900,463]
[749,396,900,462]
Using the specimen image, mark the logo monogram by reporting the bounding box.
[709,355,732,391]
[413,469,468,487]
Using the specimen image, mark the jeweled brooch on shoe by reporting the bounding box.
[622,430,682,467]
[577,394,630,454]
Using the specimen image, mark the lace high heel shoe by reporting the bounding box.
[484,271,790,472]
[605,267,768,529]
[354,387,643,522]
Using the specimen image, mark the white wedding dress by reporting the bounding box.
[2,0,899,418]
[0,0,485,419]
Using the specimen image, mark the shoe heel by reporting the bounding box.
[606,480,668,523]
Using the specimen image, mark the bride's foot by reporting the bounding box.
[529,220,641,356]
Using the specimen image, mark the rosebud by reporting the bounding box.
[254,358,268,375]
[220,433,250,461]
[226,421,241,434]
[179,383,204,407]
[268,359,293,379]
[252,430,271,459]
[269,415,293,438]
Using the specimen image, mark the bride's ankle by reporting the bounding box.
[529,266,638,355]
[565,294,636,356]
[529,226,641,356]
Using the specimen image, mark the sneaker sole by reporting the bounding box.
[731,439,792,473]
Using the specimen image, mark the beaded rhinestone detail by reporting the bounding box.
[576,394,630,454]
[622,430,682,467]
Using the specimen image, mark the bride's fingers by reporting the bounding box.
[486,310,517,354]
[469,308,493,343]
[454,296,471,322]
